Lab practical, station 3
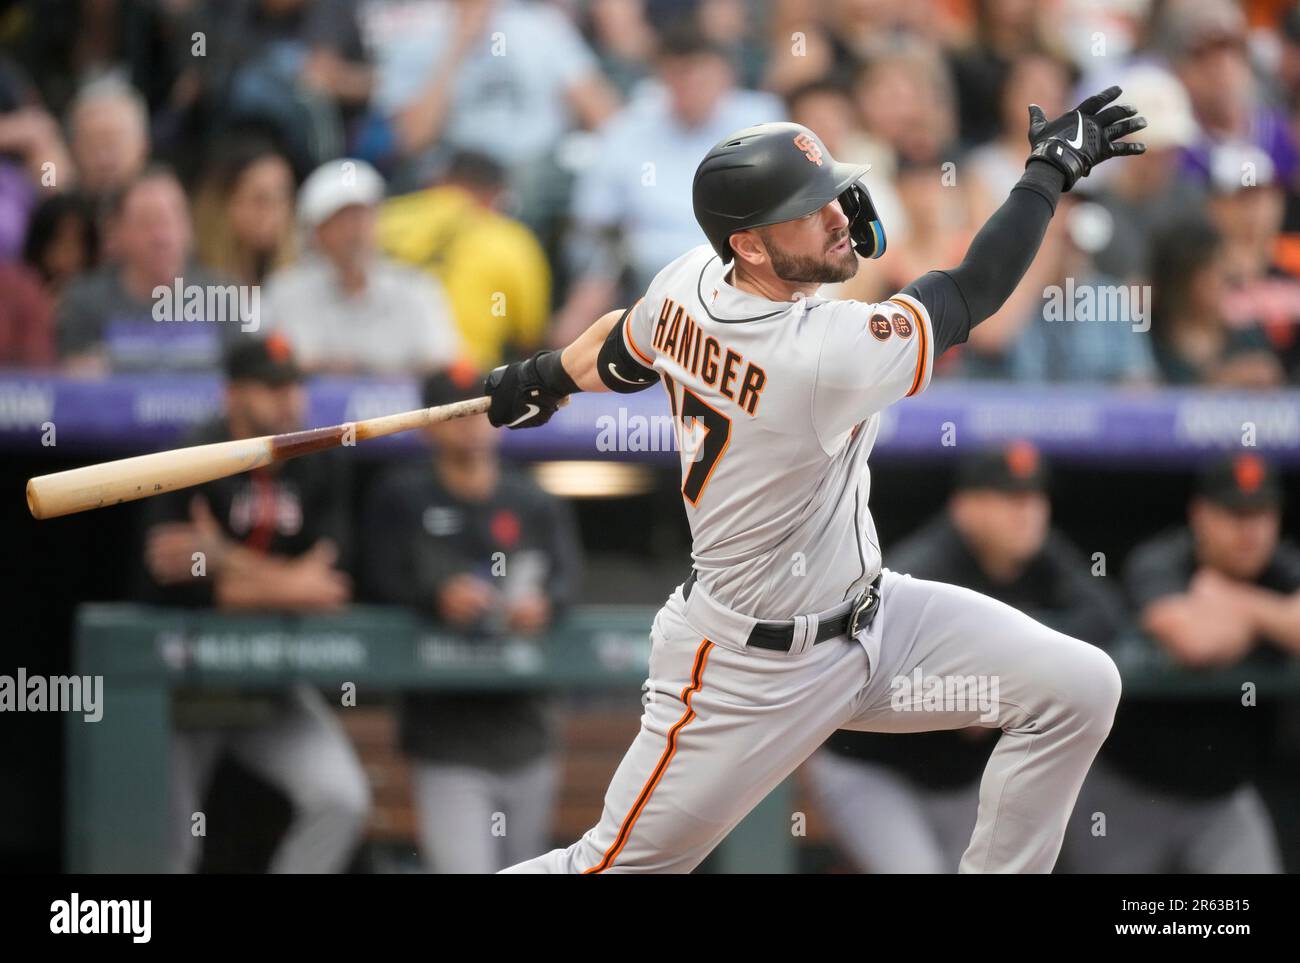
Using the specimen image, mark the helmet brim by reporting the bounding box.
[732,160,873,235]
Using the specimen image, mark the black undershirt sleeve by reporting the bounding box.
[902,159,1066,355]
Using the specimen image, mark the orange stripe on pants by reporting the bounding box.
[583,639,714,873]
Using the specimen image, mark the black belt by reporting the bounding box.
[682,571,882,652]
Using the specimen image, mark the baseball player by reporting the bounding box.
[483,87,1147,873]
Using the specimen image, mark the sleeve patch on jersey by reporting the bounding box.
[869,313,893,341]
[889,308,913,339]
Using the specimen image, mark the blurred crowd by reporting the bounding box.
[3,0,1297,874]
[0,0,1299,384]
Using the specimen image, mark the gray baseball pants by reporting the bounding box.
[501,569,1121,874]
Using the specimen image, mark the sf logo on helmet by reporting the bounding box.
[793,133,823,166]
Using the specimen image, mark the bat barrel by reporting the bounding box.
[25,396,494,520]
[25,437,275,520]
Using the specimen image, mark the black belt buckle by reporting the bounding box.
[847,579,881,639]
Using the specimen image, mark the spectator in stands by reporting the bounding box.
[367,0,617,189]
[1268,5,1300,270]
[853,42,958,167]
[57,165,240,374]
[696,0,768,90]
[379,150,550,370]
[11,0,189,121]
[1148,214,1284,387]
[1161,0,1297,190]
[582,0,658,98]
[1206,143,1300,380]
[360,362,583,873]
[1087,63,1204,283]
[66,76,150,203]
[947,0,1059,148]
[0,259,54,367]
[550,29,782,346]
[763,0,915,96]
[138,335,369,874]
[967,51,1071,205]
[1065,454,1298,873]
[188,0,374,175]
[1280,4,1300,124]
[22,192,99,299]
[810,442,1126,873]
[260,158,462,375]
[0,58,71,259]
[1004,195,1160,384]
[193,139,298,287]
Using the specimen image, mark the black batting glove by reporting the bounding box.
[483,350,576,429]
[1026,85,1147,191]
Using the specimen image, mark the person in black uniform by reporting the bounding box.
[1064,454,1298,873]
[138,334,370,873]
[808,441,1126,872]
[359,361,583,873]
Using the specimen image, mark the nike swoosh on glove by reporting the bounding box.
[484,352,570,429]
[1026,85,1147,191]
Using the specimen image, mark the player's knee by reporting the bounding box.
[1019,634,1121,738]
[1063,644,1122,737]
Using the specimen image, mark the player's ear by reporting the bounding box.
[729,229,766,267]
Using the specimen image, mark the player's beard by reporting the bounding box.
[761,232,859,284]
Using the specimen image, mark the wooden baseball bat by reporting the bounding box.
[26,396,491,520]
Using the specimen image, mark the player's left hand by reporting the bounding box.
[1026,85,1147,191]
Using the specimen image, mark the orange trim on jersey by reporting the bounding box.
[890,297,929,397]
[622,298,655,368]
[582,639,714,874]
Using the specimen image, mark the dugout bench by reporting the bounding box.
[67,604,1300,873]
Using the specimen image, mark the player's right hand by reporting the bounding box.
[484,351,571,429]
[1025,85,1147,191]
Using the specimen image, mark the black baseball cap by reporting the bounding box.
[223,334,302,386]
[956,441,1050,493]
[1196,454,1282,511]
[421,358,483,408]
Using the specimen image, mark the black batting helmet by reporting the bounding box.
[692,121,886,263]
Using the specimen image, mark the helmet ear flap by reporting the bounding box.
[840,184,887,260]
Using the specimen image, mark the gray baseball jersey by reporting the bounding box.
[619,244,935,620]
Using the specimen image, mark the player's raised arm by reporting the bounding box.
[483,303,659,429]
[902,85,1147,357]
